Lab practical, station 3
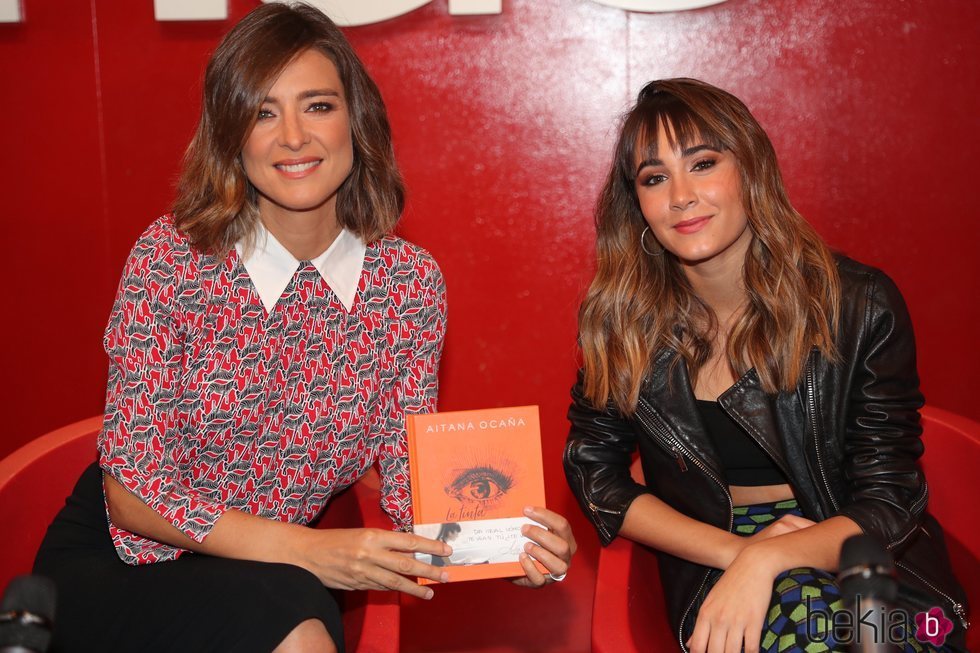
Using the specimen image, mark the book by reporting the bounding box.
[406,405,547,584]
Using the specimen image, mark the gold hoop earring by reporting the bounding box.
[640,226,664,257]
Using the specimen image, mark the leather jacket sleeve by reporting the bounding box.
[564,375,650,545]
[833,266,927,553]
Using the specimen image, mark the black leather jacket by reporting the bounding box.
[564,256,969,650]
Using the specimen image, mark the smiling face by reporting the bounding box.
[634,120,751,273]
[241,48,354,227]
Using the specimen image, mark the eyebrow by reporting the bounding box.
[634,144,721,176]
[262,89,342,103]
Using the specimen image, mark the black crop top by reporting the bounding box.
[695,400,788,487]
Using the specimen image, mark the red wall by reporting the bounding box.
[2,1,978,651]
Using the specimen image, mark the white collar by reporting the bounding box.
[235,222,365,313]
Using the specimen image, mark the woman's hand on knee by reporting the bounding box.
[687,547,779,653]
[511,507,577,588]
[295,528,450,599]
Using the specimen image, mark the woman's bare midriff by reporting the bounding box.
[730,483,795,507]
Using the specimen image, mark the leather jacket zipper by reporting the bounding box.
[634,403,732,519]
[673,446,688,472]
[895,560,970,630]
[588,501,622,516]
[886,483,929,552]
[635,400,733,653]
[563,445,616,541]
[807,360,839,512]
[678,569,712,653]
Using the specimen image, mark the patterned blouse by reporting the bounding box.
[98,217,446,565]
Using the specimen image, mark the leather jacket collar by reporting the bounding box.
[636,349,825,521]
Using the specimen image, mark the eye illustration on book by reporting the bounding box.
[445,465,514,508]
[407,406,545,583]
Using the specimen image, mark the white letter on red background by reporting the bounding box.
[590,0,728,11]
[262,0,430,27]
[151,0,722,24]
[0,0,23,23]
[154,0,227,21]
[261,0,501,26]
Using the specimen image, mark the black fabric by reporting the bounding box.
[696,400,788,486]
[33,463,344,653]
[564,256,969,651]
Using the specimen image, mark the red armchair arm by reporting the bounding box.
[919,406,980,560]
[315,468,400,653]
[919,406,979,650]
[592,525,675,652]
[591,460,675,652]
[0,416,102,592]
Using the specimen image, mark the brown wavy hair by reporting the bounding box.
[172,3,404,254]
[580,78,840,414]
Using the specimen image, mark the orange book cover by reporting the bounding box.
[407,405,547,584]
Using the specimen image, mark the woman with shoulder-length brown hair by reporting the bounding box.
[172,1,404,255]
[565,78,967,653]
[34,4,574,652]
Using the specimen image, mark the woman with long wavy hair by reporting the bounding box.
[565,78,967,652]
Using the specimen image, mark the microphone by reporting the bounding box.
[837,534,899,653]
[0,576,56,653]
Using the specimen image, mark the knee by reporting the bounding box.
[273,618,336,653]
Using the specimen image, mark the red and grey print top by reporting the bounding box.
[99,216,446,565]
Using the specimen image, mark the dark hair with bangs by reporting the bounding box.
[620,91,728,181]
[172,2,404,254]
[579,78,841,414]
[436,522,462,542]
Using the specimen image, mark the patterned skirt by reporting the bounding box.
[685,499,948,653]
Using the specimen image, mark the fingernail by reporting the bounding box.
[523,506,534,516]
[424,588,434,600]
[440,572,449,583]
[521,524,529,535]
[524,542,533,553]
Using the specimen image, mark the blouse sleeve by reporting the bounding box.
[375,253,447,530]
[99,225,226,563]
